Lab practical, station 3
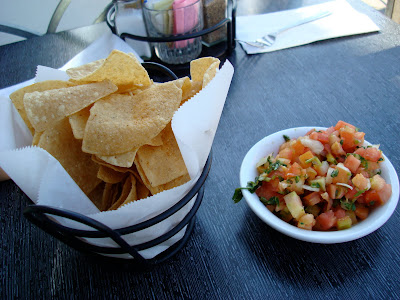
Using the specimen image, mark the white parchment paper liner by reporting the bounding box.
[0,32,234,259]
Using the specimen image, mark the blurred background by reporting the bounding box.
[0,0,397,47]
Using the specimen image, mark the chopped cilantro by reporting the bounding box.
[310,182,321,188]
[260,196,280,206]
[340,199,356,211]
[353,189,367,199]
[232,177,262,203]
[283,135,290,142]
[305,156,322,166]
[331,169,339,178]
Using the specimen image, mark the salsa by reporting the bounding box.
[234,121,392,231]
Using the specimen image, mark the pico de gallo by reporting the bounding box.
[233,121,392,231]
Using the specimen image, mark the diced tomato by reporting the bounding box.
[324,143,332,154]
[364,190,380,206]
[286,162,303,177]
[334,120,356,131]
[291,139,305,157]
[279,141,291,151]
[266,171,283,192]
[352,173,370,190]
[355,204,369,220]
[297,213,316,230]
[332,165,351,184]
[327,184,347,199]
[344,154,361,173]
[364,184,392,206]
[306,129,316,135]
[356,195,366,204]
[354,131,365,145]
[314,210,337,231]
[298,151,314,168]
[355,147,382,163]
[365,161,380,172]
[345,185,363,200]
[256,182,281,199]
[340,126,357,152]
[378,183,392,204]
[303,192,322,206]
[325,126,335,135]
[333,207,346,219]
[363,147,382,162]
[278,147,294,161]
[355,167,370,178]
[310,131,329,144]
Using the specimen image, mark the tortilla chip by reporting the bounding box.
[122,179,150,207]
[37,118,101,195]
[203,61,219,87]
[92,155,142,181]
[135,123,188,186]
[147,131,163,147]
[97,165,128,184]
[88,182,106,210]
[134,157,190,195]
[101,183,119,211]
[82,81,182,155]
[32,131,43,146]
[66,50,151,90]
[69,106,91,139]
[136,180,151,200]
[65,59,105,80]
[190,57,220,83]
[96,148,138,168]
[108,175,137,211]
[9,80,75,134]
[24,80,118,132]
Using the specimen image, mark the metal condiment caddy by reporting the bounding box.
[106,0,237,63]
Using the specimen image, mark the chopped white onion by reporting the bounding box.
[299,137,324,154]
[337,183,353,190]
[326,167,335,185]
[302,185,320,192]
[336,163,351,174]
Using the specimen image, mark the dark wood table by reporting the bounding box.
[1,1,400,298]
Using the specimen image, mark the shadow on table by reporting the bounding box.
[237,205,383,288]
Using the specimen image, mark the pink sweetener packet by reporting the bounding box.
[172,0,199,48]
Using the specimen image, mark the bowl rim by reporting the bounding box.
[240,126,400,243]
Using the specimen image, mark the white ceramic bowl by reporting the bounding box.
[240,127,400,243]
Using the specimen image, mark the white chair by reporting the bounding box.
[386,0,400,23]
[0,0,112,46]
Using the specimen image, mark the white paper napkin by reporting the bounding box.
[237,0,380,54]
[0,31,234,259]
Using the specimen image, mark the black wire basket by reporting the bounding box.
[23,62,213,266]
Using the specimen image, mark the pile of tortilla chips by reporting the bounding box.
[10,50,220,211]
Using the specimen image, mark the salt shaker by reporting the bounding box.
[114,0,152,59]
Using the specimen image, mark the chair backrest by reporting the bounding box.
[386,0,400,23]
